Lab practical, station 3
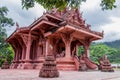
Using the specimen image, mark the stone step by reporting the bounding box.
[57,64,76,71]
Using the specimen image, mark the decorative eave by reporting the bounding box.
[29,13,63,29]
[55,24,103,41]
[67,23,103,37]
[6,27,30,42]
[31,20,59,31]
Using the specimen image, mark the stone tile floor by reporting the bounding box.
[0,69,120,80]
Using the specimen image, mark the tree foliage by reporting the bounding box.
[0,6,14,67]
[100,0,117,10]
[78,43,120,64]
[78,46,84,56]
[21,0,117,10]
[89,43,120,63]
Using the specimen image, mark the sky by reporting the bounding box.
[0,0,120,42]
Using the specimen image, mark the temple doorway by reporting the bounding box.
[55,39,65,58]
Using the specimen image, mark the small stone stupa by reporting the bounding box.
[1,60,10,69]
[99,55,114,72]
[39,55,59,78]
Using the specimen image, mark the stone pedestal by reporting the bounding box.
[1,60,10,69]
[39,55,59,78]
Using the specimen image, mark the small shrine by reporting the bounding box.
[6,8,103,71]
[99,55,114,72]
[1,60,10,69]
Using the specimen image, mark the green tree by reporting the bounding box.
[21,0,117,10]
[90,43,119,63]
[78,46,84,56]
[0,6,14,66]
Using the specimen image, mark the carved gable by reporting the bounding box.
[48,8,87,28]
[62,9,86,27]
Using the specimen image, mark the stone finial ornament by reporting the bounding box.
[16,22,19,30]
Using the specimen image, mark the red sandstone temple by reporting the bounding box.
[7,8,103,71]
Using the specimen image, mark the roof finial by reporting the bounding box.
[102,30,104,35]
[34,17,36,21]
[16,22,19,30]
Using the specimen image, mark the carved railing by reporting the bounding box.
[84,57,98,69]
[74,55,80,70]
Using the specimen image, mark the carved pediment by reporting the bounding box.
[62,8,86,27]
[46,8,87,28]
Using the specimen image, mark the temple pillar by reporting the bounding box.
[16,50,19,61]
[61,33,73,58]
[43,41,46,57]
[53,43,57,57]
[83,39,91,58]
[37,45,42,60]
[22,33,33,69]
[65,42,71,58]
[84,45,90,58]
[14,50,17,61]
[22,46,25,60]
[25,34,31,60]
[17,45,25,69]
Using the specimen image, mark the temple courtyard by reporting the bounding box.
[0,69,120,80]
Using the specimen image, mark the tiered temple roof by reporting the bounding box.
[7,8,103,42]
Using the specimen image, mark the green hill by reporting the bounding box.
[104,40,120,49]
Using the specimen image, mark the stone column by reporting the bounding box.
[84,45,90,58]
[22,46,25,60]
[14,50,17,61]
[43,42,46,57]
[17,50,19,61]
[45,39,48,56]
[84,39,91,58]
[25,33,31,60]
[65,42,71,58]
[61,33,73,58]
[23,33,33,69]
[37,45,42,60]
[53,44,57,57]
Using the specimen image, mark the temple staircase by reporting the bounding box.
[56,58,76,71]
[74,55,98,71]
[84,57,98,70]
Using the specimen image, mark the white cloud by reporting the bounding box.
[81,0,101,11]
[100,17,120,42]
